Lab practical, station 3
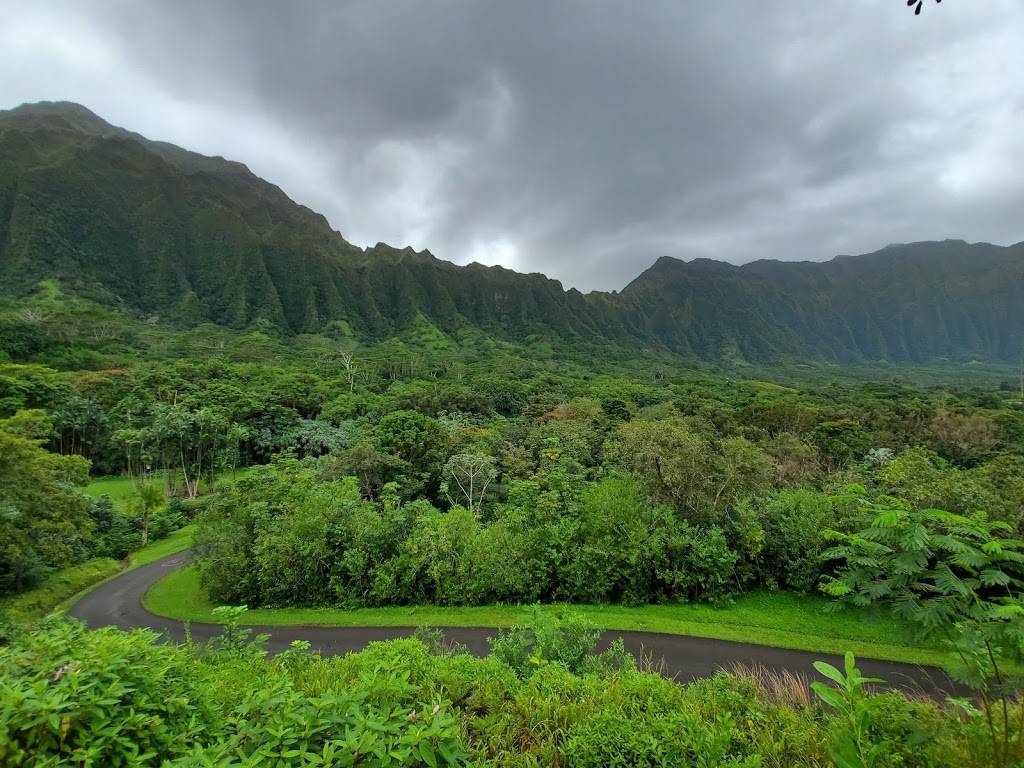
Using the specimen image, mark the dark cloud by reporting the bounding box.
[2,0,1022,289]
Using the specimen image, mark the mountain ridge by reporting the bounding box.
[1,101,1022,363]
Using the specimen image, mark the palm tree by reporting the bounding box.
[131,483,164,548]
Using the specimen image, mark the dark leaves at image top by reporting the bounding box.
[908,0,942,16]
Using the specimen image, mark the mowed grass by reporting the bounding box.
[145,564,949,667]
[0,526,196,623]
[83,474,151,508]
[85,467,261,510]
[130,525,197,566]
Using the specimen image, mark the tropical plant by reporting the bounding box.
[129,483,164,548]
[487,607,632,678]
[811,653,886,768]
[822,489,1024,766]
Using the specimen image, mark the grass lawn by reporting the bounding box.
[0,525,196,623]
[83,474,154,508]
[145,564,950,667]
[85,467,261,510]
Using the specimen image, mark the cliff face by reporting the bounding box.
[2,102,1022,363]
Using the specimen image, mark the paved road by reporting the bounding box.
[68,550,962,697]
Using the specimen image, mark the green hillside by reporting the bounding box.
[1,101,1022,364]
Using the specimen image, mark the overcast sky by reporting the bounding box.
[2,1,1022,291]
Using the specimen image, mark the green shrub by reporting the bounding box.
[164,494,211,522]
[812,652,955,768]
[563,709,760,768]
[656,523,739,603]
[167,671,466,767]
[88,493,183,561]
[0,617,218,767]
[0,617,998,768]
[488,608,632,678]
[193,454,751,608]
[87,495,135,559]
[0,618,468,768]
[681,673,828,766]
[757,489,835,591]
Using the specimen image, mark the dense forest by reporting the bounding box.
[2,102,1023,364]
[3,280,1023,606]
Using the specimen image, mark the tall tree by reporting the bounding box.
[442,452,497,515]
[0,411,91,593]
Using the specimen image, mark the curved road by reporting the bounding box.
[69,550,961,696]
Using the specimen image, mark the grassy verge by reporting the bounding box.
[145,564,950,667]
[0,525,196,623]
[130,525,196,566]
[1,559,123,624]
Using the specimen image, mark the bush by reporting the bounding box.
[193,461,369,606]
[657,523,739,603]
[812,653,953,768]
[144,503,182,542]
[488,608,632,678]
[0,617,218,766]
[0,618,467,768]
[164,495,211,523]
[168,667,466,767]
[0,617,1000,768]
[562,709,759,768]
[757,489,835,591]
[88,493,184,561]
[194,462,751,608]
[87,495,136,560]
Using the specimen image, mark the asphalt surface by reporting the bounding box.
[68,550,962,697]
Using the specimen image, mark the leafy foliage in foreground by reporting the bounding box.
[0,616,1015,767]
[0,618,465,767]
[812,653,889,768]
[823,491,1024,766]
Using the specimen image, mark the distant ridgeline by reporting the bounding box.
[1,101,1022,363]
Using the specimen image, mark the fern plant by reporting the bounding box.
[821,488,1024,766]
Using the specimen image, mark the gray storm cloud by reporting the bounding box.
[1,0,1022,290]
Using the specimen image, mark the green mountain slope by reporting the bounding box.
[0,102,624,342]
[1,101,1021,363]
[620,242,1024,362]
